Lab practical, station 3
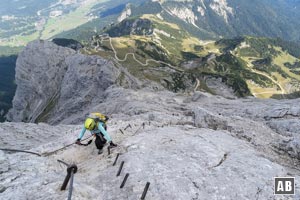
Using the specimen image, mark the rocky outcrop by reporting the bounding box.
[117,4,131,22]
[106,18,154,37]
[166,5,199,28]
[6,40,75,123]
[46,54,121,124]
[275,138,300,160]
[193,107,228,130]
[187,96,300,164]
[209,0,233,23]
[52,38,83,51]
[6,40,140,124]
[263,106,300,160]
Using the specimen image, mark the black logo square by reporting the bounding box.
[274,177,295,195]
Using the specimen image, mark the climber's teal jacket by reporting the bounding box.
[78,121,112,142]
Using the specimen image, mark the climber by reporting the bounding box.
[76,112,117,154]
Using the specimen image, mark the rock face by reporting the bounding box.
[6,40,75,123]
[52,38,83,51]
[2,38,300,200]
[117,4,131,22]
[193,107,228,130]
[6,40,140,124]
[1,89,300,200]
[158,0,300,41]
[46,53,120,124]
[106,18,154,37]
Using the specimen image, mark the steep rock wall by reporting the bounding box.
[6,40,139,124]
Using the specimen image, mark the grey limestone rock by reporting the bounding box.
[7,40,140,124]
[47,54,121,124]
[263,106,300,120]
[0,151,9,174]
[6,40,75,123]
[193,107,228,130]
[275,137,300,160]
[267,119,300,137]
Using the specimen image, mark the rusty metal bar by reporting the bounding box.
[60,162,78,192]
[113,153,120,166]
[141,182,150,200]
[61,171,71,190]
[116,161,124,176]
[120,173,129,188]
[124,124,132,130]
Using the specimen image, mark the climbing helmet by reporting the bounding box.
[84,118,96,130]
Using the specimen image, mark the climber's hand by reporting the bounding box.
[75,139,81,145]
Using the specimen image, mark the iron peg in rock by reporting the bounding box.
[61,164,78,191]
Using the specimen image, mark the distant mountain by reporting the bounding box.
[126,0,300,41]
[84,13,300,98]
[1,0,300,47]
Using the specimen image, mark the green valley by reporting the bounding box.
[82,14,300,98]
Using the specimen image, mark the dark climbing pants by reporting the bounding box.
[95,134,107,150]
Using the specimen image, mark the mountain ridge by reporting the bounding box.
[150,0,300,41]
[85,14,300,98]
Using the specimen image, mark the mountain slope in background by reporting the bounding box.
[150,0,300,41]
[84,14,300,98]
[59,0,300,42]
[1,0,300,47]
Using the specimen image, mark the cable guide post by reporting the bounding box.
[124,124,132,130]
[116,161,125,176]
[59,160,78,193]
[141,182,150,200]
[113,153,120,166]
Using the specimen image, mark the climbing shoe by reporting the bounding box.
[109,141,117,148]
